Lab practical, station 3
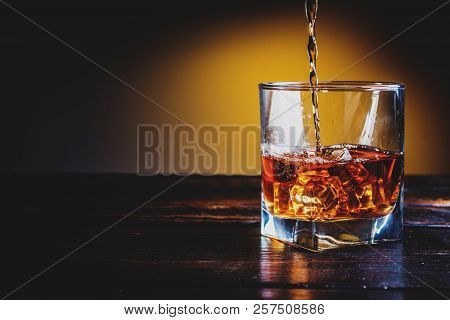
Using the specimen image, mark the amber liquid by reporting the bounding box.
[306,0,321,151]
[262,145,403,221]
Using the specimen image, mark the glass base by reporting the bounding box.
[261,193,403,252]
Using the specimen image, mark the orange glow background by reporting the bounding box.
[121,9,449,175]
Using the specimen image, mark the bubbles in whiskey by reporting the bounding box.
[261,145,403,221]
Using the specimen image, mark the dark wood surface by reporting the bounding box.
[0,174,448,299]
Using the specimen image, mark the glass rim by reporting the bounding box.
[259,81,405,91]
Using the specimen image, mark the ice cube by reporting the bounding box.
[297,169,329,185]
[354,178,376,210]
[322,147,352,162]
[373,178,387,206]
[290,184,307,216]
[290,170,342,219]
[273,182,292,215]
[345,163,369,184]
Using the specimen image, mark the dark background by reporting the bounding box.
[0,0,449,173]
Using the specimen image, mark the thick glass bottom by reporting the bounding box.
[261,193,403,252]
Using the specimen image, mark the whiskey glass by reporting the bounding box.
[259,81,405,251]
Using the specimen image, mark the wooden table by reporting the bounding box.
[0,175,448,299]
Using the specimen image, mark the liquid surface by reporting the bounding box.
[261,145,403,221]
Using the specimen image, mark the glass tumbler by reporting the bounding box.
[259,81,405,251]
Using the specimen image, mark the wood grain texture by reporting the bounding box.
[0,174,448,299]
